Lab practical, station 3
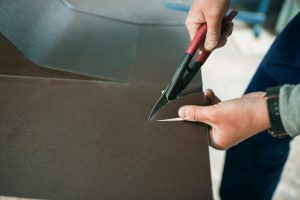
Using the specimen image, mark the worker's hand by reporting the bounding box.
[178,89,271,150]
[185,0,232,50]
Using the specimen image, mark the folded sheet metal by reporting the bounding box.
[0,76,212,200]
[0,1,211,199]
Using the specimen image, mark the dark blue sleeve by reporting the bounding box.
[260,12,300,84]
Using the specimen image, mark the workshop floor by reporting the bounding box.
[1,24,299,200]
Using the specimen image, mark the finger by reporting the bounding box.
[185,21,200,40]
[178,105,214,125]
[205,89,221,104]
[222,22,234,37]
[204,17,222,51]
[185,14,205,40]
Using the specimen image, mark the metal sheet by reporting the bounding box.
[65,0,187,25]
[0,76,212,200]
[0,0,196,84]
[130,25,202,86]
[0,0,137,80]
[0,33,104,80]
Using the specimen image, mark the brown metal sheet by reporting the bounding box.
[131,26,203,86]
[0,76,212,200]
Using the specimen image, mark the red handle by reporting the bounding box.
[196,51,211,63]
[186,10,238,60]
[185,24,207,55]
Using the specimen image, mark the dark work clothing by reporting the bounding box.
[220,12,300,200]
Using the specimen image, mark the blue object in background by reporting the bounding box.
[163,1,190,12]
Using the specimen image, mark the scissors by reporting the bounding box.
[148,10,238,121]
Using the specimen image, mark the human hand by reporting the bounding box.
[185,0,232,51]
[178,89,271,150]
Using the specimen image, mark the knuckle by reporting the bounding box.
[185,19,191,26]
[187,107,200,121]
[185,18,195,29]
[185,15,197,26]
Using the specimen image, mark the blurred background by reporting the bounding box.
[1,0,299,199]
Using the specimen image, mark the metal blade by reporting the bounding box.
[148,95,169,120]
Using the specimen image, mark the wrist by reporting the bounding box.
[258,92,271,131]
[246,92,270,137]
[265,86,289,138]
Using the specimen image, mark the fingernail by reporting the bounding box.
[178,107,187,118]
[205,41,217,50]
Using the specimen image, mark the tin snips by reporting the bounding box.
[148,10,238,121]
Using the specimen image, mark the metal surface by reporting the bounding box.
[148,91,169,120]
[0,0,201,84]
[65,0,187,25]
[129,25,201,84]
[0,76,212,200]
[0,2,211,198]
[0,0,136,80]
[0,33,104,80]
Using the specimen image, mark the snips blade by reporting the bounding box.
[149,89,204,121]
[148,91,169,121]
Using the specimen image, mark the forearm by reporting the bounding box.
[279,84,300,137]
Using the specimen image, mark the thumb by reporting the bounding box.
[178,105,214,125]
[204,17,222,51]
